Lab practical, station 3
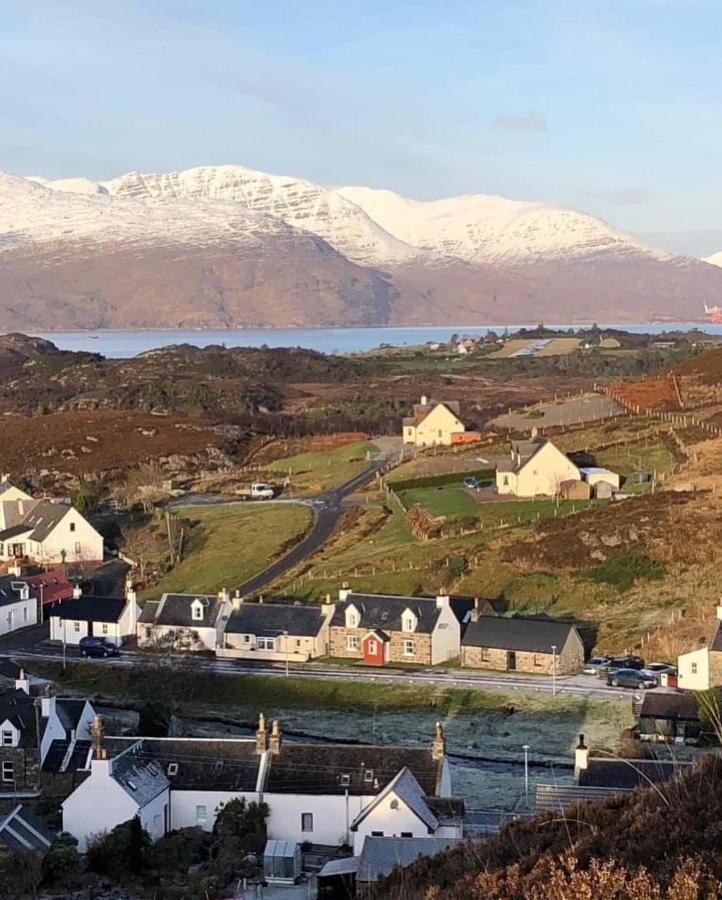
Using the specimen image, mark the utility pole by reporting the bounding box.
[522,744,530,807]
[551,644,557,696]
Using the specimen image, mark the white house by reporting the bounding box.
[677,602,722,691]
[496,436,582,497]
[62,715,456,851]
[218,598,334,662]
[402,396,466,447]
[49,588,139,647]
[0,479,34,531]
[137,591,231,652]
[0,498,103,566]
[0,576,38,636]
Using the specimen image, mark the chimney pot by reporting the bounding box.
[255,713,268,754]
[574,733,589,778]
[270,719,282,755]
[432,721,446,760]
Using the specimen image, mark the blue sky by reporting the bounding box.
[2,0,721,254]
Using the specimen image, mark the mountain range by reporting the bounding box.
[1,164,720,329]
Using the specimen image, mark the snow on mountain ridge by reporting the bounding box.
[704,252,722,267]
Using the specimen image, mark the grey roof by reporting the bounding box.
[225,603,326,638]
[138,600,160,624]
[638,691,700,722]
[319,856,359,878]
[111,742,170,807]
[0,805,55,855]
[350,767,438,832]
[710,621,722,652]
[578,757,688,791]
[357,836,464,882]
[462,615,580,653]
[0,688,37,747]
[0,657,22,681]
[263,742,443,797]
[0,576,29,609]
[151,593,224,628]
[535,783,631,812]
[0,523,33,542]
[49,595,128,623]
[20,500,71,543]
[331,594,443,634]
[56,699,90,732]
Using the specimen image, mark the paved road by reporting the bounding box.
[7,641,630,698]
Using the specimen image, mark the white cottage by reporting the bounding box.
[496,436,581,497]
[0,576,37,636]
[0,498,103,566]
[137,591,231,652]
[402,396,466,447]
[48,589,139,647]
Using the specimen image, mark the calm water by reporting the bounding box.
[29,323,722,359]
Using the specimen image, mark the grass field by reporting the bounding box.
[267,439,379,493]
[398,484,482,517]
[142,503,313,600]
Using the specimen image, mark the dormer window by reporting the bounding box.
[2,725,18,747]
[401,609,417,633]
[340,774,351,787]
[345,604,359,629]
[191,600,204,622]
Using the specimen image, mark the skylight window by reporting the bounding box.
[127,780,137,791]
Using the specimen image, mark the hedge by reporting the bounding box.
[388,467,495,492]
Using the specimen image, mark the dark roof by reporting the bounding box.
[56,699,89,732]
[111,742,170,806]
[263,742,443,796]
[0,524,33,541]
[225,603,325,637]
[0,658,22,681]
[151,593,225,628]
[356,836,463,883]
[20,500,71,543]
[22,572,74,605]
[450,597,495,625]
[0,576,30,609]
[535,783,631,812]
[462,615,580,653]
[638,691,700,722]
[425,796,465,821]
[0,689,37,747]
[331,594,443,634]
[48,595,128,623]
[579,757,687,790]
[0,805,55,855]
[710,622,722,652]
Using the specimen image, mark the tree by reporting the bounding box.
[138,700,171,737]
[42,832,82,888]
[85,816,151,881]
[127,815,150,875]
[211,797,268,880]
[0,850,43,898]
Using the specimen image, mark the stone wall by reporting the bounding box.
[0,747,40,793]
[462,643,582,674]
[329,626,432,665]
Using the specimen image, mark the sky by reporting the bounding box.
[1,0,721,255]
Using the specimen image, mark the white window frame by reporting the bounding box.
[367,639,377,654]
[191,602,204,622]
[301,812,313,832]
[691,662,698,675]
[346,635,359,651]
[101,623,109,635]
[257,636,276,651]
[1,761,14,782]
[195,805,207,826]
[73,621,80,633]
[403,639,415,657]
[1,729,15,747]
[345,607,359,628]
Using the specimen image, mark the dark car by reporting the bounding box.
[600,655,645,675]
[463,476,479,489]
[607,668,657,689]
[79,636,120,658]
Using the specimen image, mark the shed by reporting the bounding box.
[580,467,621,490]
[559,479,591,501]
[636,690,702,745]
[593,480,614,499]
[263,839,302,884]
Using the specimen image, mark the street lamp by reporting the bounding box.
[551,644,557,696]
[522,744,530,806]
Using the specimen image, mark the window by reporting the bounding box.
[167,763,178,776]
[480,648,490,663]
[503,476,509,486]
[340,774,351,787]
[2,730,14,746]
[195,805,207,826]
[364,769,374,783]
[191,602,204,621]
[74,542,81,555]
[371,831,384,837]
[73,621,80,633]
[438,429,442,438]
[244,635,250,643]
[367,640,377,654]
[301,813,313,832]
[533,654,542,667]
[1,761,14,782]
[257,636,276,651]
[691,662,698,675]
[101,624,109,635]
[403,639,415,657]
[345,608,359,628]
[69,522,76,532]
[153,814,161,830]
[346,635,359,651]
[23,607,28,622]
[402,615,415,633]
[401,832,413,838]
[296,639,301,648]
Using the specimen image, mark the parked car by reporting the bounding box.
[607,668,657,689]
[600,655,645,675]
[463,476,479,489]
[79,636,120,658]
[583,656,611,676]
[641,662,677,680]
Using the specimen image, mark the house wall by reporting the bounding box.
[329,626,433,665]
[0,746,40,795]
[352,794,432,854]
[495,470,516,495]
[430,603,461,665]
[39,699,68,761]
[62,760,143,850]
[0,595,37,636]
[31,508,104,565]
[139,790,170,843]
[585,471,621,489]
[169,789,255,831]
[677,647,711,691]
[413,406,465,448]
[515,443,580,497]
[50,617,89,645]
[461,635,582,675]
[264,792,375,846]
[51,602,136,647]
[138,623,217,652]
[221,630,326,662]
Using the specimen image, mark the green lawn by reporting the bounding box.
[398,484,481,518]
[142,503,313,600]
[267,440,379,493]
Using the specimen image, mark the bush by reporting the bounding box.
[585,552,665,592]
[138,700,172,737]
[211,797,268,881]
[388,468,494,492]
[42,832,82,887]
[86,816,151,881]
[147,828,207,874]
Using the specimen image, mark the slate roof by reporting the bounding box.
[709,621,722,652]
[111,742,170,807]
[22,572,74,605]
[56,699,89,732]
[263,742,443,797]
[0,658,22,681]
[19,501,71,543]
[638,691,700,722]
[0,524,33,542]
[331,594,443,634]
[0,689,37,747]
[225,603,326,638]
[0,805,55,855]
[48,595,127,623]
[150,593,224,628]
[462,615,580,653]
[356,836,463,882]
[578,757,687,791]
[535,783,631,812]
[0,576,29,609]
[350,767,438,832]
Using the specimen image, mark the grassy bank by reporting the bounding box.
[267,440,379,493]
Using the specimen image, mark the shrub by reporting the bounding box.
[147,828,207,874]
[42,832,82,887]
[585,552,665,592]
[86,816,151,881]
[388,468,494,492]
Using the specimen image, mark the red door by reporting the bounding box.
[362,633,386,665]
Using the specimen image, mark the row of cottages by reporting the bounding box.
[0,671,97,800]
[0,478,104,566]
[402,396,479,447]
[63,715,462,853]
[495,433,619,499]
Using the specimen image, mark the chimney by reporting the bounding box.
[232,594,244,611]
[270,719,282,756]
[72,584,82,599]
[432,721,446,761]
[218,587,230,605]
[470,597,481,623]
[339,582,352,602]
[435,592,450,609]
[255,713,268,754]
[574,733,589,779]
[15,668,29,694]
[90,715,107,761]
[530,426,538,440]
[716,602,722,622]
[41,694,57,719]
[420,394,428,406]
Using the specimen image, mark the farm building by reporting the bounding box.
[461,615,584,675]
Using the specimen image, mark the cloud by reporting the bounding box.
[495,110,548,132]
[587,187,655,205]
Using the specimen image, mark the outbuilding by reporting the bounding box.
[461,615,584,675]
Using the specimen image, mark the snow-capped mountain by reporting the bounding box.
[2,162,721,329]
[704,252,722,267]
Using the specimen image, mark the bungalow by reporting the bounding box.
[48,588,139,648]
[635,690,702,745]
[0,497,103,567]
[63,715,455,852]
[0,479,34,531]
[137,591,231,652]
[461,615,584,675]
[329,587,466,666]
[677,602,722,691]
[495,435,581,497]
[0,576,37,636]
[218,598,334,662]
[402,396,467,447]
